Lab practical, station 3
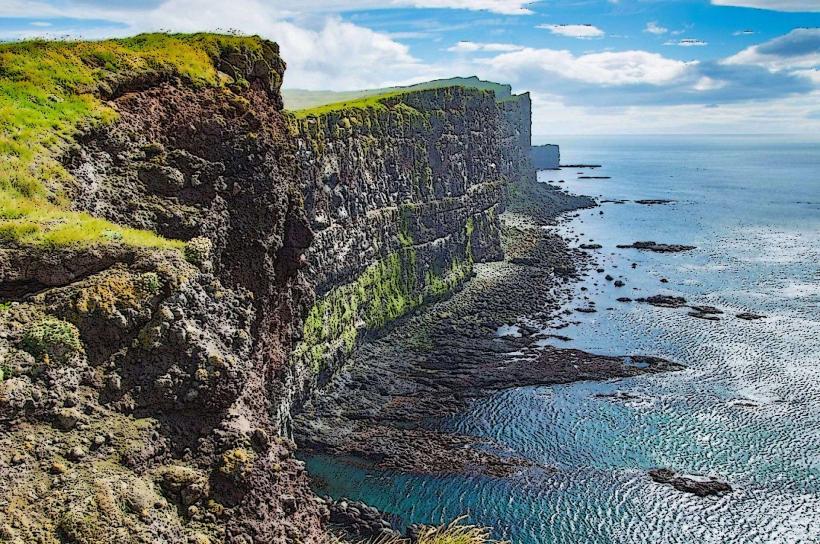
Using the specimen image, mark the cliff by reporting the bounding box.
[531,144,560,170]
[0,34,533,543]
[286,87,532,419]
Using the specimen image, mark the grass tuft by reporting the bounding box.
[360,518,507,544]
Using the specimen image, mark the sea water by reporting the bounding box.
[304,135,820,544]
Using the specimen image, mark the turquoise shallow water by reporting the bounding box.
[304,135,820,543]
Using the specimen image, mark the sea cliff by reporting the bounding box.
[0,34,534,543]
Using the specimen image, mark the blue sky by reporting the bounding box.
[1,0,819,134]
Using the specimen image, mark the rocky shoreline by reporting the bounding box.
[294,177,683,479]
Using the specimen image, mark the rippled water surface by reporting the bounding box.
[305,135,820,543]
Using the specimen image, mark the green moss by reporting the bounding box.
[425,257,472,299]
[293,248,421,373]
[219,447,256,479]
[294,238,477,373]
[20,316,83,363]
[465,216,475,263]
[398,203,416,247]
[0,33,266,249]
[183,236,212,267]
[139,272,162,295]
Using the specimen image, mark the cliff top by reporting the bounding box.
[0,32,278,249]
[286,76,516,117]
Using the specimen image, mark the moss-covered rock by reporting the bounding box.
[183,236,213,269]
[219,448,256,480]
[19,317,83,363]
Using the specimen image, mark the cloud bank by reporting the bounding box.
[712,0,820,12]
[725,27,820,70]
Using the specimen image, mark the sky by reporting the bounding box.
[1,0,819,135]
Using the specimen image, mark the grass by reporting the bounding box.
[283,76,513,111]
[290,90,411,119]
[289,76,515,119]
[0,32,266,248]
[362,518,507,544]
[415,522,505,544]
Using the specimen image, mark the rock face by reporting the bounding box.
[0,36,533,543]
[531,144,560,170]
[287,88,533,413]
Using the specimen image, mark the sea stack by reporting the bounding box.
[531,144,560,170]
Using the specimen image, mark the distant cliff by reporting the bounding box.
[0,34,534,544]
[286,87,532,412]
[531,144,560,170]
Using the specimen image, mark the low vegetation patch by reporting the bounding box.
[20,316,84,363]
[415,522,505,544]
[366,518,506,544]
[0,33,263,248]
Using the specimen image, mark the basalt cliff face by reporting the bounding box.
[285,88,533,425]
[0,36,533,543]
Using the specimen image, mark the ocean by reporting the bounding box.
[304,135,820,544]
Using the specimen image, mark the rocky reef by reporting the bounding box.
[0,34,535,543]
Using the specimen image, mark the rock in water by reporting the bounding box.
[636,295,688,308]
[617,241,696,253]
[649,469,732,497]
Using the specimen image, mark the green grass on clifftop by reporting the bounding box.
[290,90,414,118]
[0,33,264,248]
[287,76,513,117]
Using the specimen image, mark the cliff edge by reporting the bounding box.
[0,34,532,544]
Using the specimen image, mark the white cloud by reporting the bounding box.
[0,0,540,17]
[538,24,605,39]
[447,41,523,53]
[645,22,668,35]
[793,69,820,83]
[480,47,693,86]
[693,76,727,90]
[274,19,428,89]
[529,90,820,136]
[725,28,820,71]
[402,0,538,14]
[711,0,820,12]
[29,21,52,27]
[666,38,708,47]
